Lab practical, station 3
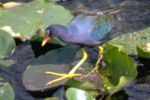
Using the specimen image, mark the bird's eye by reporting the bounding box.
[46,29,50,35]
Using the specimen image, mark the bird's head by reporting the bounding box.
[41,24,66,46]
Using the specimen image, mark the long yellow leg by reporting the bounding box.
[45,48,88,86]
[93,46,104,72]
[68,48,88,74]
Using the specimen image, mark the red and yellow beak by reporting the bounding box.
[41,34,51,47]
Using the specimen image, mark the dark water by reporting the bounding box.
[0,0,150,100]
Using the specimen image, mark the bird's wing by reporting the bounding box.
[67,14,96,35]
[91,14,116,41]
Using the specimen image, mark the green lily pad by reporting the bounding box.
[0,0,73,40]
[66,79,97,91]
[110,27,150,55]
[66,87,95,100]
[101,43,137,95]
[66,79,99,97]
[23,46,82,91]
[137,43,150,58]
[0,77,15,100]
[0,29,15,58]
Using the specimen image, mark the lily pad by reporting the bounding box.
[110,27,150,55]
[66,79,97,91]
[0,0,73,40]
[66,79,99,97]
[23,46,82,91]
[0,29,15,58]
[101,43,137,95]
[66,87,95,100]
[0,77,15,100]
[137,43,150,58]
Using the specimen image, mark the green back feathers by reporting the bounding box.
[92,14,115,41]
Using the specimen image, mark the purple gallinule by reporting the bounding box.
[42,14,116,86]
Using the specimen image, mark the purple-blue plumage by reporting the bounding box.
[45,14,116,46]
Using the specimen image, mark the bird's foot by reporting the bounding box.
[44,48,88,87]
[79,65,99,79]
[45,71,82,86]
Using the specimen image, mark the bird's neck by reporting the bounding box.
[56,30,73,42]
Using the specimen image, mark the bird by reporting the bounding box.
[41,13,117,86]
